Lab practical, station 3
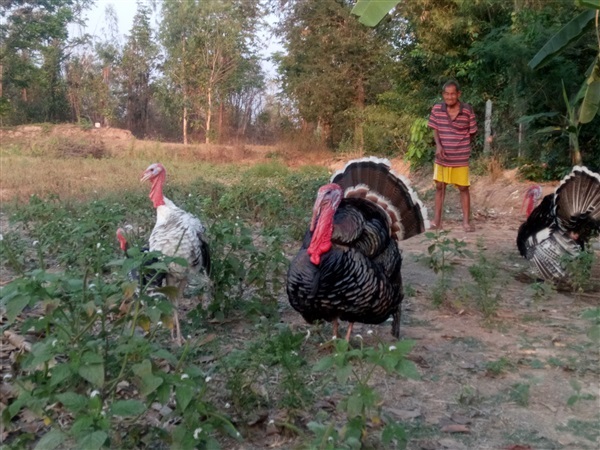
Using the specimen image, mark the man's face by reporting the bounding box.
[442,85,461,107]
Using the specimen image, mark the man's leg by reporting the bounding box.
[433,181,446,229]
[457,185,474,231]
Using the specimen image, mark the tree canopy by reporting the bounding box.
[1,0,598,174]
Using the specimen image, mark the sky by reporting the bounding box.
[83,0,138,39]
[77,0,281,79]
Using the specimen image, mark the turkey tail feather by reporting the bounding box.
[554,166,600,233]
[331,157,428,240]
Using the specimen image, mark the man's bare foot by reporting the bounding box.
[429,222,441,230]
[463,223,475,232]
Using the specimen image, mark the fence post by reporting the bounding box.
[518,123,523,159]
[484,99,492,155]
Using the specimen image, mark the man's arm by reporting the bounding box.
[433,129,446,159]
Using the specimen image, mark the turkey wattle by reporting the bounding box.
[141,163,211,345]
[516,166,600,283]
[286,157,429,341]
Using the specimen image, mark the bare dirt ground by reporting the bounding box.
[257,194,599,450]
[1,126,599,449]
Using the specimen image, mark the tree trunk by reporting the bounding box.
[182,36,188,145]
[571,133,582,165]
[205,86,212,144]
[183,103,188,145]
[354,76,365,154]
[218,101,224,143]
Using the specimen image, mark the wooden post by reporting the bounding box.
[518,122,523,159]
[484,99,492,155]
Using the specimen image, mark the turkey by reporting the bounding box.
[286,157,428,341]
[516,166,600,283]
[116,227,165,289]
[141,163,211,345]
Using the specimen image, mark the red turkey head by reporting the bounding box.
[116,228,128,252]
[522,185,542,217]
[307,183,343,265]
[141,163,165,182]
[141,163,166,208]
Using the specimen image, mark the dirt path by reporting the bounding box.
[272,213,599,450]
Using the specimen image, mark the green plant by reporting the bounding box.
[567,379,597,408]
[581,307,600,343]
[467,242,502,318]
[0,252,238,449]
[0,232,27,275]
[556,419,600,443]
[197,220,287,322]
[457,385,481,406]
[509,382,530,407]
[79,118,93,131]
[405,117,432,168]
[560,247,596,292]
[530,281,556,302]
[222,323,313,422]
[307,338,419,449]
[418,231,473,306]
[485,357,513,377]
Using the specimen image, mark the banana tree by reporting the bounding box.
[529,1,600,127]
[519,82,586,165]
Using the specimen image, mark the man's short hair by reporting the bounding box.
[443,80,461,92]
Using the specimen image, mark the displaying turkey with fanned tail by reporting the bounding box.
[286,157,429,341]
[141,163,211,345]
[516,166,600,284]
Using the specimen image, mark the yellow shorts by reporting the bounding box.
[433,164,470,187]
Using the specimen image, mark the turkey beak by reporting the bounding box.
[140,171,152,182]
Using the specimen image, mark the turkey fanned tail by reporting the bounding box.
[516,166,600,283]
[287,157,427,339]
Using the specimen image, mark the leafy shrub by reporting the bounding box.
[405,117,433,168]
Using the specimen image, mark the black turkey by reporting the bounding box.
[141,163,211,345]
[286,157,428,340]
[516,166,600,283]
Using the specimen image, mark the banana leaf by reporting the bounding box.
[351,0,401,27]
[528,9,596,70]
[577,0,600,8]
[579,58,600,123]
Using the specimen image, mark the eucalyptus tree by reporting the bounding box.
[224,55,265,140]
[66,4,121,127]
[0,0,92,124]
[121,1,159,138]
[274,0,395,150]
[159,0,264,144]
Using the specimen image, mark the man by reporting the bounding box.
[427,80,477,232]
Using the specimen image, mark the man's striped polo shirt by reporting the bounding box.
[428,102,477,167]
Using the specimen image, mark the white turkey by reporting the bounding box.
[141,163,211,345]
[516,166,600,283]
[286,157,428,341]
